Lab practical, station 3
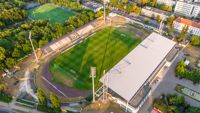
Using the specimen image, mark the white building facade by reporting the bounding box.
[174,1,200,18]
[173,17,200,36]
[141,6,171,20]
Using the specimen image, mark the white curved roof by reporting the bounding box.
[100,32,176,101]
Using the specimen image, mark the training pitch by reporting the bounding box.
[28,4,76,24]
[49,27,141,90]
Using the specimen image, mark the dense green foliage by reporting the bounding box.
[153,94,200,113]
[0,20,67,70]
[147,2,173,12]
[190,36,200,46]
[49,28,141,90]
[50,93,61,113]
[0,92,13,103]
[37,88,47,106]
[176,61,200,84]
[36,0,81,10]
[0,0,26,29]
[110,0,141,14]
[65,11,96,31]
[28,4,76,24]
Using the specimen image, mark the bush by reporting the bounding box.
[175,61,200,84]
[190,36,200,46]
[0,92,13,103]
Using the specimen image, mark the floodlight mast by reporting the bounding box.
[103,0,110,23]
[159,15,165,34]
[29,31,39,63]
[90,67,96,102]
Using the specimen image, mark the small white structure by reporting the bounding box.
[184,60,190,65]
[173,17,200,36]
[100,32,176,113]
[174,1,200,18]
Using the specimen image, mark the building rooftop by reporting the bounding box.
[100,32,176,102]
[82,1,103,10]
[175,17,200,28]
[143,6,172,16]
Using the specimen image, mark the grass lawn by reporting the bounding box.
[49,27,141,90]
[28,4,76,24]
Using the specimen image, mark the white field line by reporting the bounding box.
[42,76,67,97]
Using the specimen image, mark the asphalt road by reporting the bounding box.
[0,109,15,113]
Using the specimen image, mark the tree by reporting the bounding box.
[110,0,118,6]
[190,36,200,46]
[5,58,16,68]
[137,0,149,6]
[144,17,149,24]
[177,25,189,42]
[151,14,155,19]
[122,0,128,4]
[167,15,175,26]
[37,88,47,106]
[50,93,61,112]
[169,24,174,36]
[186,107,200,113]
[157,15,162,23]
[176,61,186,77]
[12,48,22,58]
[0,47,5,60]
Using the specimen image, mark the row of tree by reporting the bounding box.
[153,94,200,113]
[36,0,81,10]
[147,2,173,12]
[110,0,141,14]
[65,11,100,31]
[37,88,61,113]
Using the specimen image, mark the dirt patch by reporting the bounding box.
[184,45,200,70]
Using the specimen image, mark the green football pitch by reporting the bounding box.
[49,27,141,90]
[28,4,76,24]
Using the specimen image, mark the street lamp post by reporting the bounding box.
[90,67,96,102]
[29,31,39,63]
[103,0,110,23]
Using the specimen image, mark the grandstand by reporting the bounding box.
[99,32,177,113]
[42,19,102,54]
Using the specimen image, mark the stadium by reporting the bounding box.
[36,16,152,102]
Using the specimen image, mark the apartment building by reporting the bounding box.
[156,0,176,6]
[174,17,200,36]
[174,1,200,18]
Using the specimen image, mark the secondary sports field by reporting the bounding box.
[28,4,76,24]
[49,27,141,90]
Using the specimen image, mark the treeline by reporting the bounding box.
[147,2,173,12]
[0,20,67,70]
[153,94,200,113]
[65,11,99,31]
[36,0,81,10]
[0,0,27,29]
[110,0,141,14]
